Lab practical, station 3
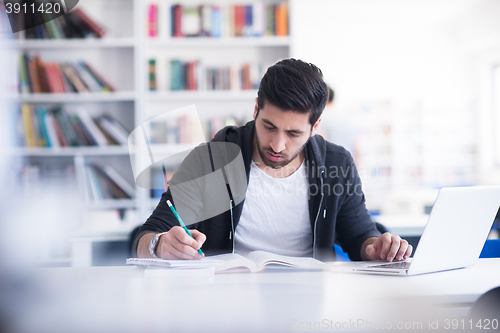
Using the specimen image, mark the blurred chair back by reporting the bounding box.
[479,239,500,258]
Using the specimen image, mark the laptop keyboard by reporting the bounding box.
[368,261,411,269]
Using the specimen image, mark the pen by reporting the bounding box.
[166,200,204,256]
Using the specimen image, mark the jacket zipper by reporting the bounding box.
[312,170,325,259]
[230,199,235,253]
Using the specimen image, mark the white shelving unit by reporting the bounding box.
[9,91,137,103]
[1,38,137,49]
[353,100,477,214]
[7,0,290,266]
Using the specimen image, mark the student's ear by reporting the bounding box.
[311,117,322,137]
[253,97,258,119]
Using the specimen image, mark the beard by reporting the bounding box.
[254,131,309,169]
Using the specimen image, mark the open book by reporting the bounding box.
[209,251,326,273]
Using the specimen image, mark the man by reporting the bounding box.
[318,85,358,156]
[132,58,412,262]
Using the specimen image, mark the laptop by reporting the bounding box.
[330,186,500,276]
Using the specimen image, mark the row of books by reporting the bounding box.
[14,7,106,39]
[203,115,247,140]
[148,2,288,38]
[18,104,130,148]
[147,115,246,144]
[18,53,115,94]
[149,59,264,91]
[85,163,135,201]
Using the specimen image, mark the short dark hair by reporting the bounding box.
[257,58,328,126]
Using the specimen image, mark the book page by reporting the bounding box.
[245,251,326,272]
[208,253,259,272]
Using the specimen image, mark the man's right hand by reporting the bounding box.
[155,226,206,260]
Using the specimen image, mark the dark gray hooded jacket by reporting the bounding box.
[132,120,380,261]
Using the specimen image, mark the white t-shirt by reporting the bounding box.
[234,160,312,257]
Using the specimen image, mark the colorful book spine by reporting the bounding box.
[44,113,60,148]
[86,164,133,200]
[74,114,97,146]
[243,5,253,36]
[148,3,158,37]
[97,116,129,145]
[71,62,101,92]
[19,54,30,94]
[17,7,105,39]
[200,4,211,36]
[80,61,116,92]
[149,59,157,91]
[173,5,183,37]
[35,106,50,147]
[266,4,275,36]
[27,58,41,93]
[72,8,106,38]
[18,53,114,94]
[15,108,130,148]
[21,104,35,147]
[168,60,263,91]
[103,166,136,198]
[86,165,104,200]
[68,114,92,146]
[61,63,88,92]
[76,108,110,146]
[165,2,288,38]
[52,114,68,147]
[276,2,288,36]
[182,6,201,37]
[52,107,80,146]
[35,55,50,93]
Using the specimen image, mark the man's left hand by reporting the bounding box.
[364,233,413,262]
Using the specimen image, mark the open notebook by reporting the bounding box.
[127,251,326,273]
[126,257,222,268]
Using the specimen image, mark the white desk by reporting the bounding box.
[6,259,500,333]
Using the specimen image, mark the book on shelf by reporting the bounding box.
[96,116,129,145]
[126,251,325,273]
[17,104,130,148]
[72,8,106,38]
[18,53,115,94]
[75,108,109,146]
[148,4,158,37]
[148,59,157,91]
[17,107,244,148]
[84,163,135,201]
[145,114,245,144]
[16,7,106,40]
[169,60,264,91]
[164,2,288,38]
